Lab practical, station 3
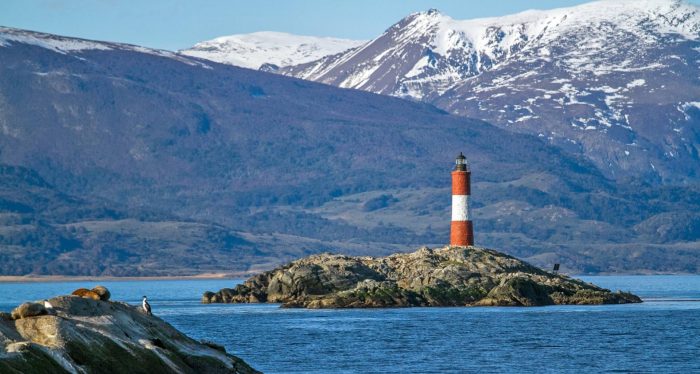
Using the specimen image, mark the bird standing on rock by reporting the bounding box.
[43,299,54,314]
[142,296,152,315]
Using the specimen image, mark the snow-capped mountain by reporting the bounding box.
[180,31,365,70]
[2,24,699,273]
[0,26,212,68]
[280,0,700,183]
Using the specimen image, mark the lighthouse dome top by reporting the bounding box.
[454,152,469,171]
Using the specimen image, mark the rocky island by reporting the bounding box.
[203,246,641,308]
[0,288,258,373]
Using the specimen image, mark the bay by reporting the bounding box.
[1,275,699,373]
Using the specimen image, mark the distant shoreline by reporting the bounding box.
[0,271,694,283]
[0,272,250,283]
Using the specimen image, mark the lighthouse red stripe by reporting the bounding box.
[450,221,473,246]
[451,171,471,195]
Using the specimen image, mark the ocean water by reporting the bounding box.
[1,275,699,373]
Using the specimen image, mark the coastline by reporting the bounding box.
[0,271,694,283]
[0,272,248,283]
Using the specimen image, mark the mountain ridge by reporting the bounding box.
[180,31,365,70]
[270,0,700,183]
[0,25,698,275]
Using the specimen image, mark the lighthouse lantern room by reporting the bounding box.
[450,152,474,246]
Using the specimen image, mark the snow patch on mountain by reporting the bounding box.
[0,26,112,53]
[681,101,700,112]
[277,0,700,183]
[0,27,212,68]
[283,0,699,100]
[181,31,366,69]
[627,79,647,88]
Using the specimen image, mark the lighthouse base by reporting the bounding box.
[450,221,474,246]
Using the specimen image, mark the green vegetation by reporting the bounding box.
[421,285,487,305]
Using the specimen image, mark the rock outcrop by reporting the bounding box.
[203,246,641,308]
[0,293,259,373]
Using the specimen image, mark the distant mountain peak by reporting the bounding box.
[421,8,442,17]
[276,0,700,183]
[180,31,366,69]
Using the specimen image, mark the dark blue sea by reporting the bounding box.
[1,275,699,373]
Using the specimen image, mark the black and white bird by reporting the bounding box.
[142,296,152,315]
[43,299,54,314]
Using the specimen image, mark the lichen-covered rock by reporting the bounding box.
[0,296,259,373]
[550,289,641,305]
[203,246,642,308]
[201,291,215,304]
[71,287,101,300]
[91,285,111,301]
[296,279,423,309]
[11,302,47,320]
[475,276,554,306]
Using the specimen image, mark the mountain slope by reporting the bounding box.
[180,31,365,70]
[279,0,700,183]
[0,26,698,275]
[0,164,269,276]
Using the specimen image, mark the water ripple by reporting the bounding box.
[1,276,700,372]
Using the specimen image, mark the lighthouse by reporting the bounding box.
[450,152,474,246]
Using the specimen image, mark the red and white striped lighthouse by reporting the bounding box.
[450,152,473,246]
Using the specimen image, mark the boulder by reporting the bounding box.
[0,295,259,373]
[475,276,554,306]
[201,291,215,304]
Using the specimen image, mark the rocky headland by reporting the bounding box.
[203,246,641,308]
[0,288,258,373]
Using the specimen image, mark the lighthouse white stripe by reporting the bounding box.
[451,195,470,221]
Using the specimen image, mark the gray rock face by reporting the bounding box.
[203,246,641,308]
[0,295,259,373]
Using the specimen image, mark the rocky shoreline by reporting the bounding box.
[203,246,642,308]
[0,288,258,373]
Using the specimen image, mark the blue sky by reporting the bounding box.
[2,0,700,51]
